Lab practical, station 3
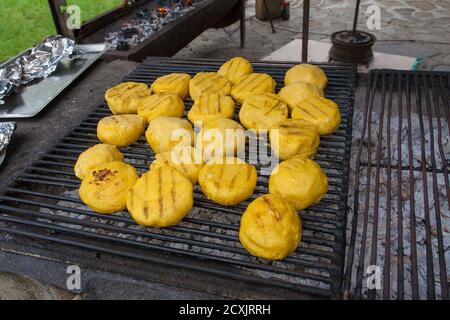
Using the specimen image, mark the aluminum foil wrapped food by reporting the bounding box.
[0,35,82,104]
[0,122,16,153]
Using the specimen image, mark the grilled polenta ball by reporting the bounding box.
[74,144,124,180]
[105,82,151,114]
[127,166,193,228]
[146,116,194,153]
[150,145,204,184]
[97,115,146,147]
[189,72,232,101]
[231,73,276,104]
[198,157,257,206]
[269,119,320,160]
[188,93,235,125]
[217,57,253,85]
[137,93,185,123]
[278,81,324,111]
[240,194,301,260]
[269,156,328,210]
[292,96,341,135]
[285,64,328,90]
[79,161,139,214]
[196,118,246,162]
[239,93,288,133]
[150,73,191,100]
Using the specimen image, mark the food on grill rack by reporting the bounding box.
[146,116,194,153]
[196,118,246,162]
[150,73,191,100]
[292,97,341,135]
[217,57,254,85]
[231,73,276,104]
[239,93,289,133]
[284,64,328,90]
[105,82,151,114]
[187,93,235,125]
[269,119,320,160]
[278,81,324,111]
[198,157,257,206]
[269,156,328,210]
[189,72,232,101]
[97,114,146,147]
[127,166,193,227]
[239,194,301,260]
[79,161,139,214]
[74,144,124,180]
[150,145,204,184]
[137,93,185,123]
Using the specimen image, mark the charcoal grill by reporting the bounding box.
[0,58,356,299]
[345,70,450,300]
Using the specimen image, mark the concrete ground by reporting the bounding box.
[1,0,450,300]
[176,0,450,71]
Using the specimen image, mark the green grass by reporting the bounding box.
[0,0,123,62]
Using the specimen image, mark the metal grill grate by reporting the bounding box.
[345,70,450,300]
[0,58,356,299]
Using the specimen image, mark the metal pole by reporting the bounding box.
[302,0,310,62]
[352,0,361,35]
[240,0,246,48]
[263,0,276,33]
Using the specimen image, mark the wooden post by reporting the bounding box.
[47,0,75,39]
[302,0,310,62]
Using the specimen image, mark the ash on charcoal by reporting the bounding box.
[346,165,450,299]
[352,110,450,170]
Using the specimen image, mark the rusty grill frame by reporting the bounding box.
[345,70,450,300]
[0,58,356,299]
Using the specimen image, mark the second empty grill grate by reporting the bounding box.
[345,70,450,300]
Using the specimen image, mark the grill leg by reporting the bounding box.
[240,0,246,48]
[302,0,310,62]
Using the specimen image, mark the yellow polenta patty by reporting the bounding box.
[188,93,235,125]
[196,118,246,162]
[284,64,328,90]
[292,96,341,135]
[239,93,288,132]
[146,116,194,153]
[74,144,124,180]
[198,157,257,206]
[127,166,193,228]
[97,114,146,147]
[278,81,324,111]
[105,82,151,114]
[150,73,191,100]
[240,194,301,260]
[217,57,253,85]
[269,119,320,160]
[231,73,276,104]
[189,72,232,101]
[269,156,328,210]
[79,161,139,214]
[137,93,185,123]
[150,145,204,184]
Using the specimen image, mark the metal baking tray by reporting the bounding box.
[0,44,107,119]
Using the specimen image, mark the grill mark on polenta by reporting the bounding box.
[217,96,222,113]
[247,75,270,93]
[228,165,242,190]
[262,196,281,221]
[296,106,318,120]
[305,101,327,116]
